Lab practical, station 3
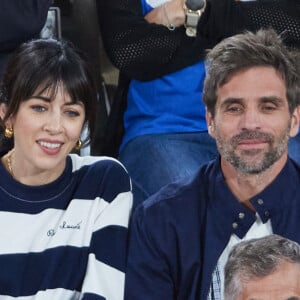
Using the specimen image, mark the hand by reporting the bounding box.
[165,0,185,27]
[145,0,185,27]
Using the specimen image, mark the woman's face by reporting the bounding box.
[5,84,85,184]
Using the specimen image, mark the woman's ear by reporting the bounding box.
[0,103,13,129]
[0,103,7,120]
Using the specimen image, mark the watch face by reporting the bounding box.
[185,0,205,10]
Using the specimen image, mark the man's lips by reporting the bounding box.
[237,139,269,151]
[231,131,273,148]
[238,139,268,145]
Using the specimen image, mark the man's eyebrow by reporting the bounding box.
[259,96,285,105]
[220,97,243,107]
[219,96,285,108]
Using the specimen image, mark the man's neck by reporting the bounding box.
[221,155,288,211]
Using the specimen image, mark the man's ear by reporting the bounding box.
[206,110,215,138]
[290,105,300,137]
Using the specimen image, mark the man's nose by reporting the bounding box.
[239,108,262,130]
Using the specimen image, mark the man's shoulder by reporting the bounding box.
[130,161,219,249]
[141,160,217,214]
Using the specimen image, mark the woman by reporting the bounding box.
[0,39,132,299]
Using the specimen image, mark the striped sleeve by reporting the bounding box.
[79,158,133,300]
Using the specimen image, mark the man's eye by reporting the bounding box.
[31,105,46,112]
[226,106,242,113]
[262,105,276,112]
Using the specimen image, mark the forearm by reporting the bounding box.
[145,0,185,28]
[98,0,300,81]
[97,0,206,81]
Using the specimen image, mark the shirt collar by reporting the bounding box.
[209,157,299,239]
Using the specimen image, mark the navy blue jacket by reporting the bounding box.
[125,158,300,299]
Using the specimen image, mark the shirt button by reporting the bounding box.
[257,199,264,205]
[232,222,238,229]
[238,213,245,219]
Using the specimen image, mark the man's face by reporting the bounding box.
[206,66,299,174]
[237,261,300,300]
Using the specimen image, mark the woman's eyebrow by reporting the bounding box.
[64,100,84,107]
[29,96,84,107]
[30,95,51,102]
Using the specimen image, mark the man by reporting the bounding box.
[124,28,300,299]
[224,235,300,300]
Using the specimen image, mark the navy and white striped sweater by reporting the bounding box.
[0,154,133,300]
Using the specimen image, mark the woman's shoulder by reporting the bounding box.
[69,154,131,187]
[69,153,127,172]
[68,154,132,204]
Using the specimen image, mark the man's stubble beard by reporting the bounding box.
[215,125,291,174]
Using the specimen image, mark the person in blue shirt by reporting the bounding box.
[124,28,300,299]
[97,0,300,204]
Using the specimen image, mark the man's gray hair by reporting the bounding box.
[224,234,300,300]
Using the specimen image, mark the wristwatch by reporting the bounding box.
[184,0,206,37]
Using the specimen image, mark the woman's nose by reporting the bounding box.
[43,112,63,133]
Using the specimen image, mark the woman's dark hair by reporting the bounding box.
[0,38,97,147]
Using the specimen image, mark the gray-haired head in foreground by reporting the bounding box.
[203,28,300,117]
[224,234,300,300]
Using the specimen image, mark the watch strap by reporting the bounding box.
[184,0,206,37]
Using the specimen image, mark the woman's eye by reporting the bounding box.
[65,110,80,117]
[31,105,46,112]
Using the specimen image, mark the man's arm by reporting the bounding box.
[124,204,175,299]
